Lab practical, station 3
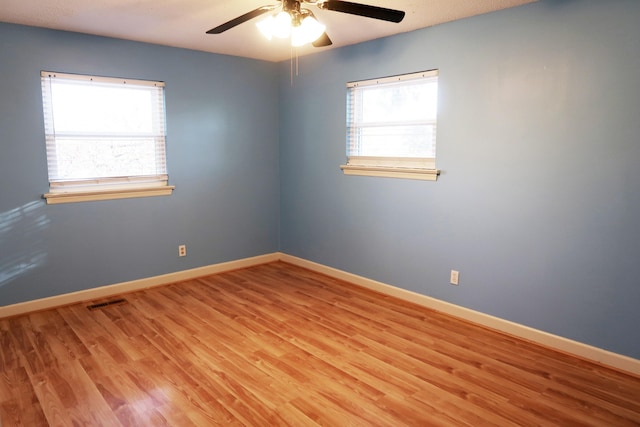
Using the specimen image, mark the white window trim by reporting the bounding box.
[40,71,174,204]
[341,70,440,181]
[340,164,439,181]
[43,175,173,204]
[44,185,176,205]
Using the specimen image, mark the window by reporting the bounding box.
[40,71,174,204]
[341,70,439,180]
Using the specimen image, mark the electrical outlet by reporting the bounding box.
[178,245,187,257]
[450,270,459,285]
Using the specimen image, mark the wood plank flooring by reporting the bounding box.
[1,261,639,426]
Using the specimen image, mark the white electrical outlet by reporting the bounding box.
[178,245,187,257]
[450,270,459,285]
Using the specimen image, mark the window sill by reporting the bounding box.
[340,165,440,181]
[43,186,175,205]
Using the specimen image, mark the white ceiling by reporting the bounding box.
[0,0,536,62]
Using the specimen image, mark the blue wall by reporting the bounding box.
[279,0,640,359]
[0,24,280,305]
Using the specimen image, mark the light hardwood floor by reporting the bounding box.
[1,262,639,426]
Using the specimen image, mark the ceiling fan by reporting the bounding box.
[206,0,405,48]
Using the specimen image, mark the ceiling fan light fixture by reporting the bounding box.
[256,11,292,40]
[256,15,275,40]
[273,11,293,38]
[291,15,326,47]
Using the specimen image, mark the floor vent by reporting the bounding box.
[87,298,128,311]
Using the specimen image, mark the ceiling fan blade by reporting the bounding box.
[313,32,333,47]
[318,1,405,23]
[206,5,277,34]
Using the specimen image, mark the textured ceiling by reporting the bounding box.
[0,0,536,62]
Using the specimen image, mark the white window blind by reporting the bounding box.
[41,71,170,200]
[343,70,439,179]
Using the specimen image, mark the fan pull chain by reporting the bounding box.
[289,46,300,86]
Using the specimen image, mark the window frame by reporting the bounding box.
[340,70,440,181]
[40,71,174,204]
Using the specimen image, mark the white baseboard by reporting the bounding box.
[2,251,638,376]
[279,253,640,377]
[0,253,280,319]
